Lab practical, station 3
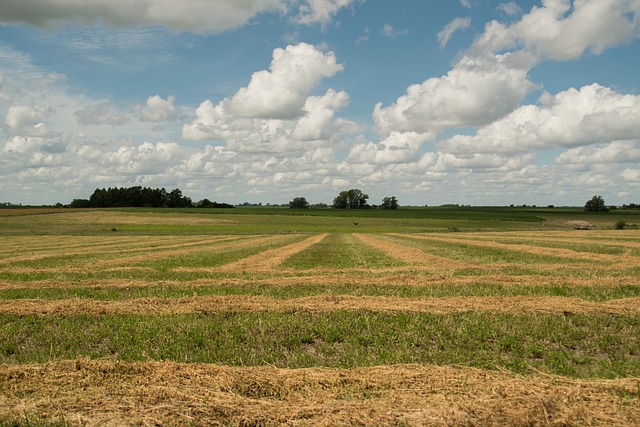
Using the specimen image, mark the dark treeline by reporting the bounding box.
[69,187,233,209]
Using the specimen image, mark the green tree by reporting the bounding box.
[584,195,608,212]
[289,197,310,209]
[380,196,399,209]
[333,189,369,209]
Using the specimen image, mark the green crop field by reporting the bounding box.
[1,207,639,426]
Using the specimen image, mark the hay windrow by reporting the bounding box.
[216,233,329,272]
[2,224,640,426]
[1,360,638,426]
[395,233,631,264]
[2,295,638,316]
[353,233,472,268]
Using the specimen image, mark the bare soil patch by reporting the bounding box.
[2,295,637,316]
[1,360,638,426]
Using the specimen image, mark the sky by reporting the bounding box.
[1,0,639,207]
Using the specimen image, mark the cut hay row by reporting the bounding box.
[2,295,638,316]
[457,232,640,249]
[215,233,329,272]
[2,225,639,426]
[394,233,632,264]
[26,210,236,226]
[353,233,471,268]
[0,235,288,270]
[2,271,640,291]
[1,360,638,426]
[0,235,222,265]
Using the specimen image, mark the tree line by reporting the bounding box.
[290,189,399,210]
[69,187,233,209]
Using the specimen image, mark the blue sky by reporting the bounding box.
[1,0,639,206]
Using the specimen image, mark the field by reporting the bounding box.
[1,207,639,426]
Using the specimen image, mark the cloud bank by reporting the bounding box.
[1,0,640,206]
[0,0,361,32]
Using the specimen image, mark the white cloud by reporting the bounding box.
[373,54,535,135]
[292,89,351,141]
[182,43,354,154]
[136,95,177,122]
[460,0,472,9]
[555,140,640,164]
[74,102,130,126]
[440,84,640,154]
[347,132,434,165]
[227,43,343,119]
[437,17,471,47]
[5,105,50,133]
[104,141,189,174]
[498,2,522,16]
[0,0,362,33]
[0,0,286,33]
[382,24,408,39]
[474,0,640,61]
[294,0,362,26]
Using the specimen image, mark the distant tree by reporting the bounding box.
[584,195,608,212]
[333,189,369,209]
[167,188,192,208]
[69,199,91,208]
[289,197,310,209]
[380,196,399,210]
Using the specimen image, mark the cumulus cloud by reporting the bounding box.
[294,0,362,26]
[437,17,471,47]
[474,0,640,61]
[555,141,640,164]
[74,102,130,126]
[0,0,286,33]
[0,0,362,33]
[382,24,408,39]
[440,84,640,154]
[5,105,51,133]
[227,43,342,120]
[292,89,351,141]
[497,2,522,16]
[373,54,535,135]
[104,141,189,174]
[136,95,177,122]
[347,132,434,165]
[182,43,353,153]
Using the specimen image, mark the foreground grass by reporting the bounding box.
[1,311,638,379]
[2,281,639,302]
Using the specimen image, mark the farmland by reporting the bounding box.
[1,207,639,426]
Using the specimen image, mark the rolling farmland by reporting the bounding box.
[1,208,639,426]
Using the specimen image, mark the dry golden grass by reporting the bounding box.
[1,359,638,426]
[2,226,640,426]
[1,295,639,317]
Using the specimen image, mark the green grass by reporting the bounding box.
[2,206,640,235]
[386,234,612,265]
[1,311,638,378]
[281,234,404,269]
[1,282,638,303]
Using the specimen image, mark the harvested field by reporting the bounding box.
[1,295,639,316]
[1,209,639,426]
[1,360,638,426]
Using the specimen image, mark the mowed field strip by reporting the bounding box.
[1,209,639,426]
